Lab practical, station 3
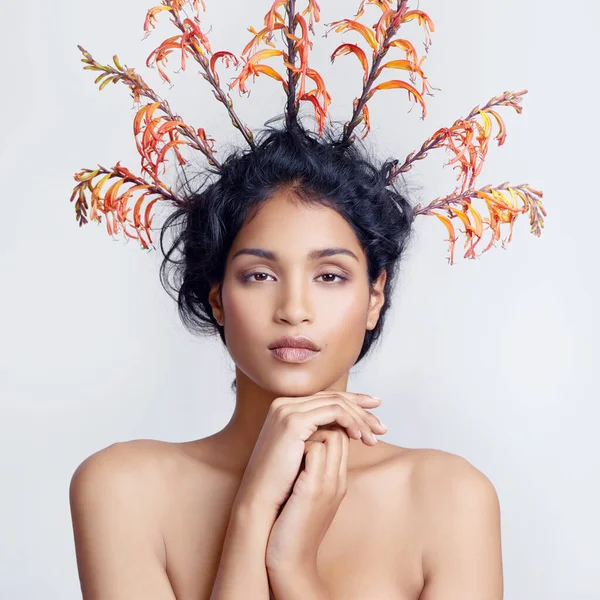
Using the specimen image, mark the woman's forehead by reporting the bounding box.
[241,191,352,235]
[234,204,360,258]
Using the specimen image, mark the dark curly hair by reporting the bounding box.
[158,116,417,392]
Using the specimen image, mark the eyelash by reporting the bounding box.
[241,272,348,284]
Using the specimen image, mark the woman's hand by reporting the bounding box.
[232,390,386,519]
[265,425,349,574]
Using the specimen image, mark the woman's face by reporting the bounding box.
[209,187,386,397]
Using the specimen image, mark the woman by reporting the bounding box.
[69,124,503,599]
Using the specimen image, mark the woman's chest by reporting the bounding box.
[161,460,425,600]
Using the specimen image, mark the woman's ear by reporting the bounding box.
[208,281,224,326]
[366,269,387,331]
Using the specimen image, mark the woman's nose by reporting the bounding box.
[273,278,313,324]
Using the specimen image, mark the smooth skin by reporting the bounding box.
[70,186,503,599]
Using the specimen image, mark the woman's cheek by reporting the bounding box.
[321,291,370,348]
[223,293,263,343]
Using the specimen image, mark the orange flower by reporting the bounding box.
[401,10,435,51]
[326,19,379,52]
[143,5,173,33]
[209,50,239,81]
[375,58,424,80]
[354,0,394,21]
[367,79,427,119]
[301,0,321,34]
[264,0,288,31]
[386,38,419,69]
[291,13,312,98]
[331,43,369,85]
[374,8,403,47]
[241,24,284,56]
[299,68,332,135]
[230,49,289,95]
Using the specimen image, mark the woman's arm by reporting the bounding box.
[418,452,504,600]
[268,566,333,599]
[69,444,177,600]
[209,499,277,600]
[210,498,336,600]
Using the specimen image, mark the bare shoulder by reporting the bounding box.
[70,438,165,493]
[409,447,500,504]
[70,438,200,513]
[70,438,183,496]
[69,439,179,561]
[69,439,190,599]
[408,448,503,594]
[69,437,219,526]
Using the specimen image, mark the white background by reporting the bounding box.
[1,0,598,598]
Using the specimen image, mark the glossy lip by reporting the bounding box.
[268,335,320,351]
[270,346,320,363]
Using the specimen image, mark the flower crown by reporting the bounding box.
[70,0,546,265]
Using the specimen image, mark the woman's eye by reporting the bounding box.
[318,273,348,283]
[242,272,273,282]
[241,272,347,283]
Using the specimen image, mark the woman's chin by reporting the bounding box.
[256,370,326,398]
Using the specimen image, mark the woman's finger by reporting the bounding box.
[303,437,327,485]
[305,428,345,493]
[283,396,384,445]
[327,391,387,434]
[329,395,382,444]
[284,403,363,442]
[313,390,381,408]
[338,428,349,493]
[323,428,344,483]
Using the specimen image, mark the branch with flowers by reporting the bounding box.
[328,0,436,143]
[70,0,545,263]
[70,162,183,250]
[229,0,330,134]
[72,0,255,249]
[142,0,255,147]
[390,89,546,264]
[232,0,435,138]
[412,182,545,265]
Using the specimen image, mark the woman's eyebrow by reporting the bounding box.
[231,247,359,262]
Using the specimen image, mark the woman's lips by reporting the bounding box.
[270,347,320,363]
